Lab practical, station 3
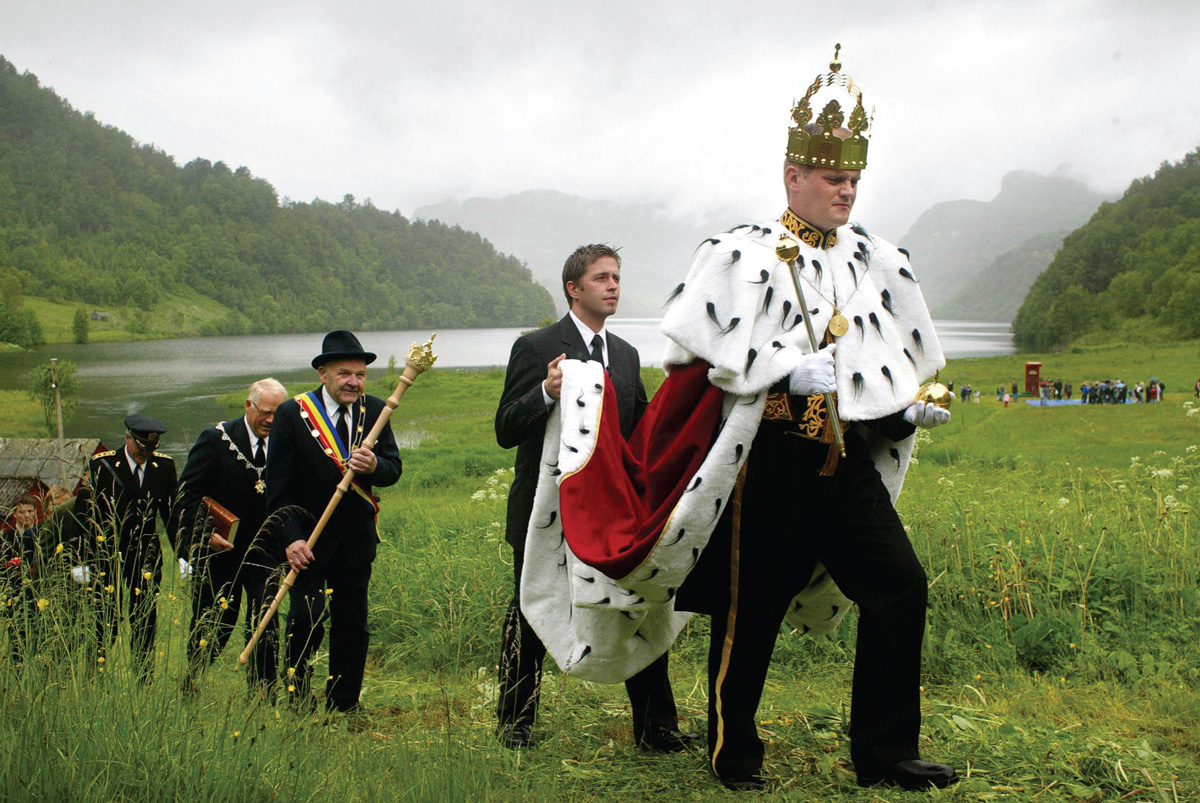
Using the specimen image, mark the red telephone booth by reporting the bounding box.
[1025,362,1042,394]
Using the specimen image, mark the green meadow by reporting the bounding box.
[2,343,1198,801]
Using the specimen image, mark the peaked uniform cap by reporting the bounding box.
[124,412,167,447]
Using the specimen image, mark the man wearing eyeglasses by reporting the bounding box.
[177,378,288,693]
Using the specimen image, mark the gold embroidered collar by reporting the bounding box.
[781,209,838,250]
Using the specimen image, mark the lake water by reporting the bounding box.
[0,320,1012,458]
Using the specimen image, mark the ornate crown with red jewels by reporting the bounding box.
[785,43,872,171]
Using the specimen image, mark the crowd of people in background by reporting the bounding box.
[979,377,1172,406]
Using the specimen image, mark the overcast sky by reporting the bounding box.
[4,0,1198,241]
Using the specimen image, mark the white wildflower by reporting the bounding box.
[1152,469,1174,478]
[1057,497,1070,508]
[1187,445,1198,452]
[1164,495,1179,509]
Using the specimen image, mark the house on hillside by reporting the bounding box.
[0,438,104,527]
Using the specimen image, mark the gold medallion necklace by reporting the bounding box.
[779,210,861,339]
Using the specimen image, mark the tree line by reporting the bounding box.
[1012,147,1200,350]
[0,56,555,339]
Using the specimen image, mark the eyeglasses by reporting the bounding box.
[250,400,278,419]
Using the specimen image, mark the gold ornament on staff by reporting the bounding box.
[238,334,439,667]
[775,235,846,458]
[916,370,953,409]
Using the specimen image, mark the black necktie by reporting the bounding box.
[336,405,350,449]
[589,333,604,366]
[253,439,265,467]
[134,465,144,487]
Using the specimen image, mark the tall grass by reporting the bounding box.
[2,349,1198,800]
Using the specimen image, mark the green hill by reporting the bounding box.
[0,55,554,342]
[1012,147,1200,350]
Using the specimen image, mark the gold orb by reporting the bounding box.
[916,381,953,409]
[775,237,801,263]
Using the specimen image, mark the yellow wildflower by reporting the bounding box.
[288,684,295,692]
[287,667,296,677]
[199,639,208,648]
[143,571,152,580]
[96,535,106,543]
[55,543,64,554]
[36,598,48,611]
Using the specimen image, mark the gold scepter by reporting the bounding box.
[238,335,438,666]
[775,235,846,458]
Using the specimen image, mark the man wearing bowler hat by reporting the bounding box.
[82,412,179,677]
[265,330,402,713]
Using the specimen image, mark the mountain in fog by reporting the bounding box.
[898,170,1114,316]
[415,191,734,318]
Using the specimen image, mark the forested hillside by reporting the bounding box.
[0,56,554,340]
[1012,147,1200,350]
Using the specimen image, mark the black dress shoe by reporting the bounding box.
[857,759,958,790]
[719,774,770,792]
[636,726,701,752]
[497,722,534,749]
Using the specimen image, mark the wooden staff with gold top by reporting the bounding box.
[776,234,846,458]
[238,335,438,666]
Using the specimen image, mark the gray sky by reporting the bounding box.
[5,0,1198,241]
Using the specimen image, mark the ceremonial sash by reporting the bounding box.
[295,392,379,514]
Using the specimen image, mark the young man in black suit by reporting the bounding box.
[83,413,178,677]
[177,377,288,692]
[265,331,402,713]
[494,244,695,751]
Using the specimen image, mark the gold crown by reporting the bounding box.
[785,44,871,171]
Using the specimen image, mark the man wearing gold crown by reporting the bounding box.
[514,47,956,791]
[661,48,957,790]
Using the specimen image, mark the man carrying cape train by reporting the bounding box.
[517,46,957,791]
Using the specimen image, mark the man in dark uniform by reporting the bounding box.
[84,413,178,677]
[494,243,695,751]
[177,378,288,692]
[266,331,402,713]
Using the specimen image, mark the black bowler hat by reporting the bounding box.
[124,413,167,448]
[311,330,377,370]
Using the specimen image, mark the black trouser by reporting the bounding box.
[704,423,928,781]
[94,539,161,678]
[496,549,680,741]
[285,555,371,712]
[186,543,281,688]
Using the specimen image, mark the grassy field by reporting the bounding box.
[1,345,1197,801]
[25,292,234,344]
[0,390,49,437]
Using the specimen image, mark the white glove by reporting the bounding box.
[178,557,193,579]
[788,344,837,396]
[903,400,951,429]
[71,565,92,585]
